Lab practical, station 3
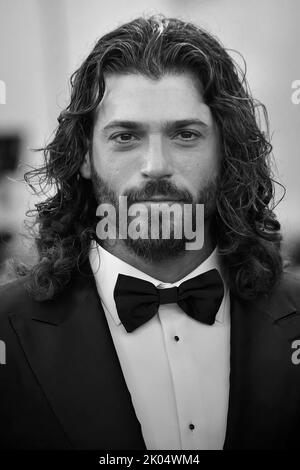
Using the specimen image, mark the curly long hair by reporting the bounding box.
[22,15,283,301]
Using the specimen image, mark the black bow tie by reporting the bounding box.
[113,269,224,333]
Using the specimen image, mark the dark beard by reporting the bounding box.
[91,168,219,261]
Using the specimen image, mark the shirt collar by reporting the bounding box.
[89,240,228,327]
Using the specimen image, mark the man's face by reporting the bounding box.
[81,72,222,259]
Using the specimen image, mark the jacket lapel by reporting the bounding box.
[224,274,300,449]
[9,272,146,450]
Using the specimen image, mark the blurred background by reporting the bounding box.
[0,0,300,282]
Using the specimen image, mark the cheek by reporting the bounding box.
[176,154,209,182]
[93,147,138,191]
[191,139,221,179]
[92,143,122,178]
[176,147,220,193]
[101,164,126,191]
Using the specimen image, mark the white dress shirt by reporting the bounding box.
[89,241,230,450]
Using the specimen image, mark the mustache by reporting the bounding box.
[123,179,193,205]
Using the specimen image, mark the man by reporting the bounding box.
[1,15,300,450]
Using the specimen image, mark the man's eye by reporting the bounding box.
[112,133,136,143]
[175,130,199,140]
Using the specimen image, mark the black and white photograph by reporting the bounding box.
[0,0,300,457]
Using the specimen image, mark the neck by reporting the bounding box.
[100,224,216,283]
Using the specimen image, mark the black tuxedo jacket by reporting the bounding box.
[1,267,300,450]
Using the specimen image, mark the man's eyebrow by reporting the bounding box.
[101,119,209,132]
[102,120,141,132]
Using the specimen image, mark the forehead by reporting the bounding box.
[94,72,213,128]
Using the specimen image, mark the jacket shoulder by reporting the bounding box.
[277,270,300,303]
[0,277,34,319]
[0,269,96,328]
[253,270,300,329]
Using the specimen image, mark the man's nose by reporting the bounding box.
[140,137,173,179]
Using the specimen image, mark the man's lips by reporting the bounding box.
[135,195,185,202]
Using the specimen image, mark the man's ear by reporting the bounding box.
[80,152,92,179]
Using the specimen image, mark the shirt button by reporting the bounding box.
[189,423,195,430]
[174,335,180,342]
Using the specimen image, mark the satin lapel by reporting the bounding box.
[9,273,146,450]
[224,276,300,449]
